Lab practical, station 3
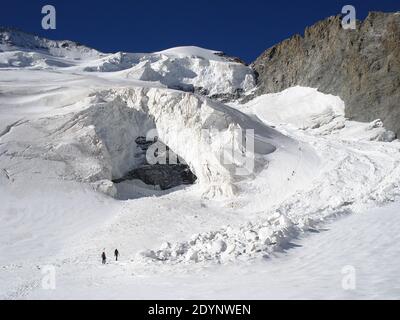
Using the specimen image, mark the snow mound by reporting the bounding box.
[243,86,396,141]
[156,46,225,61]
[137,212,301,264]
[244,86,345,129]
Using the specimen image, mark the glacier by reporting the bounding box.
[1,29,400,299]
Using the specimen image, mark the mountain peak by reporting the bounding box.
[0,27,100,58]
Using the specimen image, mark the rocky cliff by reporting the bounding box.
[252,12,400,136]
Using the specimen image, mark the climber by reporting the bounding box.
[114,249,119,261]
[101,251,106,264]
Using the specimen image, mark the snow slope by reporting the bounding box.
[1,30,400,300]
[25,202,400,300]
[241,87,396,142]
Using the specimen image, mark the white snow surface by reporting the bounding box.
[1,30,400,300]
[156,46,226,61]
[0,29,255,97]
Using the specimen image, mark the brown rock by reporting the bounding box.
[252,12,400,136]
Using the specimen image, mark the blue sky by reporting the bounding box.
[1,0,399,62]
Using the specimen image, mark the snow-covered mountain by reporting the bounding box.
[1,28,400,299]
[0,28,255,99]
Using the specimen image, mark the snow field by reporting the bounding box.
[1,29,400,299]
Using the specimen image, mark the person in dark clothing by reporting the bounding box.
[114,249,119,261]
[101,251,106,264]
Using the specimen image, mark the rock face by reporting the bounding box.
[252,12,400,136]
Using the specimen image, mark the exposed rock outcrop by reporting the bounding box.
[113,136,197,190]
[252,12,400,136]
[114,164,197,190]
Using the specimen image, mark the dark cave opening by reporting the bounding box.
[112,136,197,190]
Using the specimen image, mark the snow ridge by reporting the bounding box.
[0,27,101,58]
[0,29,255,99]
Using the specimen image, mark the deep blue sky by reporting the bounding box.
[1,0,399,62]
